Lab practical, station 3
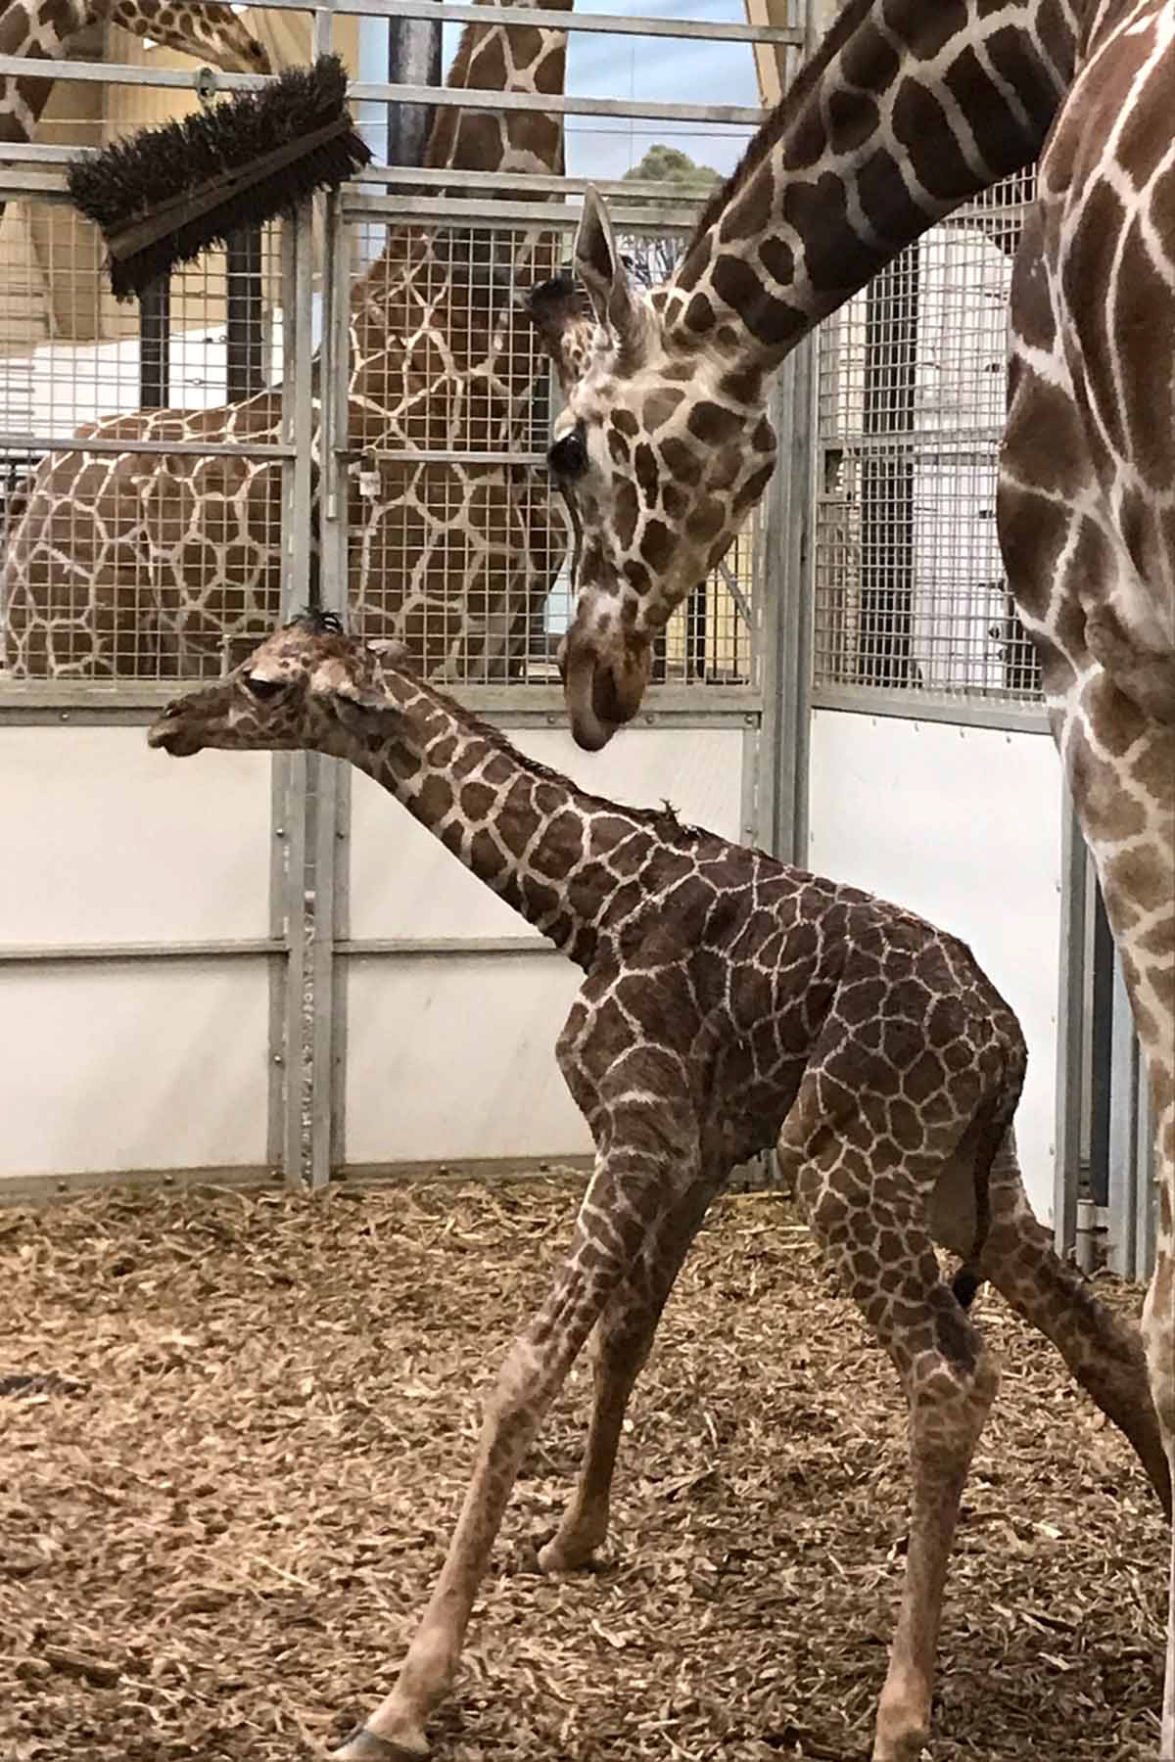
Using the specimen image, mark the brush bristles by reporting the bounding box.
[67,55,370,299]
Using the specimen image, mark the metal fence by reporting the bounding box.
[812,167,1042,712]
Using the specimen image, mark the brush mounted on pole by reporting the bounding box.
[67,55,371,300]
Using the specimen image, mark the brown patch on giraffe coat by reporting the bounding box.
[944,46,1032,179]
[682,291,716,338]
[759,235,794,288]
[890,79,974,202]
[783,174,889,293]
[685,500,726,546]
[986,24,1064,134]
[633,444,659,505]
[687,402,741,446]
[709,254,805,353]
[469,828,506,879]
[613,410,640,439]
[827,89,879,156]
[659,437,703,486]
[640,520,674,573]
[719,174,773,245]
[460,781,496,821]
[613,480,640,550]
[1069,721,1148,843]
[995,476,1072,618]
[1064,181,1128,457]
[608,430,631,467]
[644,389,685,431]
[623,558,651,594]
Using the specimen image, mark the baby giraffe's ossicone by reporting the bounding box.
[149,615,1169,1762]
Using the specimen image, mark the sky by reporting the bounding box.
[441,0,763,181]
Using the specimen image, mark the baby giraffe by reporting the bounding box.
[149,613,1169,1762]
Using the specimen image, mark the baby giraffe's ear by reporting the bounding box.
[368,637,411,666]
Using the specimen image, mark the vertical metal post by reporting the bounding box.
[226,227,265,402]
[759,338,816,865]
[1106,951,1142,1278]
[272,206,317,1185]
[1054,803,1088,1256]
[387,2,442,173]
[139,277,171,409]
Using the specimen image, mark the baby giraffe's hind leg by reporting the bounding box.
[782,1094,999,1761]
[975,1130,1170,1514]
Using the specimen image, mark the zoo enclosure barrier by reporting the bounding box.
[0,0,1152,1275]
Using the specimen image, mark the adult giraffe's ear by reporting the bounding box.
[574,186,647,370]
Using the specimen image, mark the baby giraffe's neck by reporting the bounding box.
[334,670,668,965]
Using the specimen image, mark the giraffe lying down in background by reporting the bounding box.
[148,613,1170,1762]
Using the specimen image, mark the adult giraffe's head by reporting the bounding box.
[526,187,778,752]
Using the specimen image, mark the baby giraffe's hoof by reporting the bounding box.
[536,1534,599,1574]
[330,1725,428,1761]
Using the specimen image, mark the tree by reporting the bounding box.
[618,145,721,286]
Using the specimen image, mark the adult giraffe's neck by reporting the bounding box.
[335,670,656,965]
[0,0,91,146]
[664,0,1080,371]
[425,0,572,181]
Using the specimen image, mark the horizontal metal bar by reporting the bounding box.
[0,1163,280,1205]
[0,682,761,723]
[343,192,696,228]
[811,684,1048,733]
[334,0,803,45]
[336,1156,594,1186]
[339,443,550,466]
[0,938,284,965]
[1,434,293,459]
[0,56,767,123]
[349,80,767,125]
[0,54,268,91]
[339,935,553,958]
[1,151,709,208]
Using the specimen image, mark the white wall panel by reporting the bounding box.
[348,725,746,942]
[0,728,272,946]
[345,955,588,1165]
[807,712,1063,1220]
[0,962,270,1180]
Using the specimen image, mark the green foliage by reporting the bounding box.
[623,144,720,191]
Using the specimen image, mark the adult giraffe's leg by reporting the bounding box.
[333,1084,702,1761]
[780,1073,1001,1762]
[962,1130,1171,1512]
[537,1169,722,1573]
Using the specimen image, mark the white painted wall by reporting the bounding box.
[0,727,273,1182]
[807,711,1064,1220]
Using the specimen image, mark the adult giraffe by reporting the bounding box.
[526,0,1175,1753]
[1,0,571,680]
[0,0,270,156]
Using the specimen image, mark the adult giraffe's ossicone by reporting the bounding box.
[526,0,1175,1753]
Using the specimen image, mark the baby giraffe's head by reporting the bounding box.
[147,612,402,758]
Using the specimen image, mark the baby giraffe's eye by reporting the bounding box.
[244,674,285,702]
[548,425,588,479]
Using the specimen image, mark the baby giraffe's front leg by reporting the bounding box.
[332,1130,699,1760]
[538,1171,721,1573]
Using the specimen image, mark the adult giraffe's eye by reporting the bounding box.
[244,675,285,702]
[548,425,587,479]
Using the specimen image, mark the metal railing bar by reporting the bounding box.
[334,0,803,45]
[347,80,767,124]
[811,684,1048,730]
[337,445,550,465]
[0,939,284,965]
[338,936,553,957]
[0,435,294,459]
[0,682,763,718]
[342,192,697,226]
[0,57,768,123]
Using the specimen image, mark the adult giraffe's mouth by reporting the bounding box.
[147,709,204,757]
[560,629,651,752]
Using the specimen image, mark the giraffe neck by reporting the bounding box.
[424,0,572,179]
[0,0,94,145]
[664,0,1082,371]
[331,670,659,965]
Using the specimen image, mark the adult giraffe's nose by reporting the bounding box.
[559,627,651,752]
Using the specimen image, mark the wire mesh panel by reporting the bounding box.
[338,199,760,690]
[813,170,1041,704]
[0,193,288,681]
